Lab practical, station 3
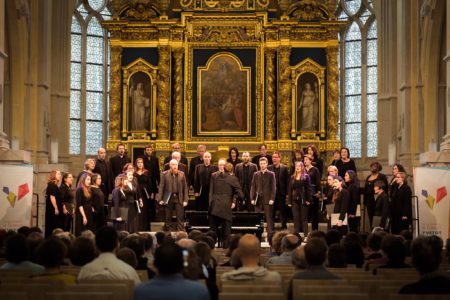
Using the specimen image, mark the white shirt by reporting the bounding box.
[78,252,141,285]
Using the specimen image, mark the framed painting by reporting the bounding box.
[291,58,326,138]
[122,58,158,138]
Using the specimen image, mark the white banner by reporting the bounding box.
[414,167,450,240]
[0,164,33,230]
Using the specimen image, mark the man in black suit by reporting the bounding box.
[268,151,289,229]
[93,147,110,197]
[156,159,189,231]
[250,157,276,235]
[194,151,218,211]
[251,144,273,169]
[109,143,131,189]
[142,143,160,191]
[209,159,243,248]
[234,152,258,212]
[400,236,450,294]
[163,142,188,166]
[189,144,206,188]
[373,181,390,229]
[163,152,189,184]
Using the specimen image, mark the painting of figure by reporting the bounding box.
[296,72,319,131]
[198,53,250,134]
[129,72,151,131]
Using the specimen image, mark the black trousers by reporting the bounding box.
[209,215,231,248]
[238,189,254,212]
[348,216,360,233]
[274,193,289,228]
[292,201,309,236]
[195,191,210,211]
[256,202,274,235]
[366,201,375,228]
[308,197,320,231]
[391,215,410,234]
[164,196,184,231]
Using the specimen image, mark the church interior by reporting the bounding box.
[0,0,450,298]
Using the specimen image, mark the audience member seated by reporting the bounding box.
[134,242,210,300]
[400,230,413,257]
[342,232,364,268]
[376,235,410,270]
[117,247,138,268]
[26,231,44,263]
[34,237,76,284]
[78,226,141,285]
[195,242,218,300]
[0,233,45,275]
[265,234,301,266]
[291,245,307,270]
[69,236,97,266]
[325,229,342,247]
[308,230,326,241]
[220,234,241,267]
[177,238,197,250]
[288,238,342,300]
[188,230,203,242]
[269,231,289,257]
[327,244,347,268]
[123,234,156,279]
[221,234,281,283]
[400,236,450,294]
[175,231,188,241]
[140,233,155,267]
[365,233,383,260]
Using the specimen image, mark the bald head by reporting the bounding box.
[292,245,307,269]
[281,234,301,252]
[238,234,260,259]
[176,238,197,250]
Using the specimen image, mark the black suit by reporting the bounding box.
[252,154,273,169]
[109,154,131,188]
[250,170,276,235]
[364,173,389,228]
[194,164,218,211]
[142,154,160,188]
[189,156,203,187]
[209,172,243,248]
[333,188,350,235]
[268,164,289,228]
[93,159,111,197]
[374,191,390,229]
[390,183,412,234]
[164,154,188,167]
[306,165,321,231]
[234,162,258,211]
[347,181,361,232]
[287,176,312,235]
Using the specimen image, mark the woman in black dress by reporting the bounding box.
[112,175,127,231]
[306,144,324,177]
[45,170,62,238]
[90,173,106,231]
[304,155,321,231]
[345,170,360,233]
[60,172,75,233]
[390,172,412,234]
[332,176,349,234]
[287,161,312,236]
[335,147,357,178]
[364,161,388,227]
[75,174,94,236]
[124,170,143,233]
[388,163,406,196]
[135,158,155,231]
[227,147,242,170]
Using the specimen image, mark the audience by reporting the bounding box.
[117,247,138,268]
[400,236,450,294]
[325,229,342,247]
[377,235,410,269]
[291,245,307,270]
[221,234,281,283]
[342,232,364,268]
[1,233,44,275]
[265,234,301,266]
[69,236,97,266]
[77,226,141,285]
[327,244,347,268]
[134,242,210,300]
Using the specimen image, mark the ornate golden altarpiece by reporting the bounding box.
[104,0,344,164]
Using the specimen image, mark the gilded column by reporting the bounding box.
[157,46,171,140]
[278,47,291,140]
[265,48,276,140]
[326,46,339,140]
[109,46,122,142]
[172,48,183,141]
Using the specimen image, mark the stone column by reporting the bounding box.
[265,48,276,140]
[278,46,291,140]
[157,46,170,140]
[172,48,183,141]
[108,45,122,145]
[0,0,8,150]
[326,46,339,140]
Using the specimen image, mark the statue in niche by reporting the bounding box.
[129,72,151,131]
[297,73,319,131]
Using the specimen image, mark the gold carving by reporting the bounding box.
[173,48,184,140]
[157,46,171,140]
[289,0,330,21]
[265,48,276,140]
[278,47,291,140]
[326,46,339,140]
[190,26,259,43]
[124,0,158,20]
[121,31,159,41]
[179,0,269,10]
[109,46,122,140]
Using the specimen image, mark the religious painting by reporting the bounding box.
[291,58,326,138]
[197,52,251,135]
[122,58,158,139]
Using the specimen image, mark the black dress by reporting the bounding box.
[112,187,127,231]
[45,182,63,237]
[287,176,312,235]
[335,159,357,178]
[91,186,106,231]
[135,171,155,231]
[124,182,141,233]
[390,183,412,234]
[60,183,75,233]
[75,187,94,236]
[364,173,388,227]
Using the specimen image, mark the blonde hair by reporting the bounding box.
[78,173,91,199]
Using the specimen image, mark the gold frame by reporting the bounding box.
[290,58,326,139]
[122,58,158,139]
[196,52,252,136]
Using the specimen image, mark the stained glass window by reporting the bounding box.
[337,0,378,158]
[70,0,111,156]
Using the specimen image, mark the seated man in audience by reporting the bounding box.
[221,234,281,283]
[78,226,141,285]
[134,242,210,300]
[288,238,342,300]
[0,233,44,275]
[376,235,410,270]
[291,245,307,270]
[265,234,301,266]
[400,236,450,294]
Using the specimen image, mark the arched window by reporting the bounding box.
[70,0,111,155]
[336,0,377,158]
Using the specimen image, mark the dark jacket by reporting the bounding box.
[194,164,219,195]
[287,175,312,206]
[347,181,361,215]
[93,158,110,196]
[391,183,412,220]
[164,162,189,185]
[209,172,243,221]
[268,164,289,199]
[189,156,204,187]
[164,154,188,167]
[305,166,321,196]
[374,191,390,228]
[142,154,161,188]
[234,162,258,191]
[250,170,276,205]
[109,154,131,187]
[251,154,273,169]
[334,188,350,221]
[156,170,189,204]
